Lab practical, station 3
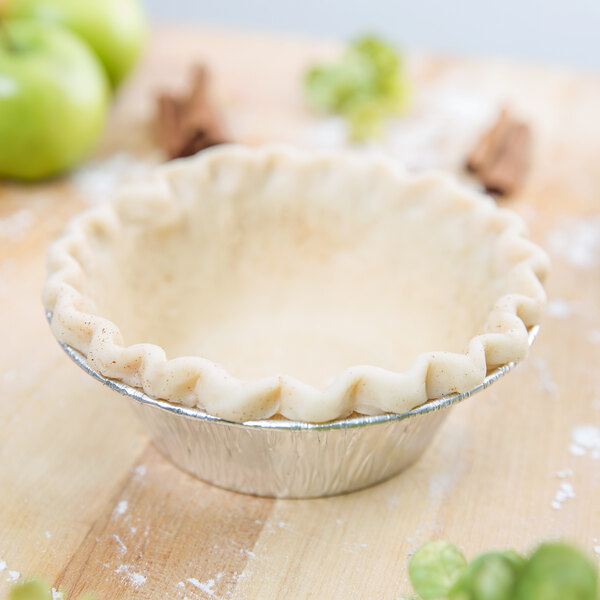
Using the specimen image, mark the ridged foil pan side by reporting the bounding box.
[50,313,537,498]
[130,399,448,497]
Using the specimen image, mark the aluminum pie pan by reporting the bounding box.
[51,312,538,498]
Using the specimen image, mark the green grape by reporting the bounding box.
[514,543,598,600]
[448,551,525,600]
[347,101,387,141]
[408,541,468,599]
[305,57,371,113]
[500,549,527,572]
[304,35,410,141]
[9,579,52,600]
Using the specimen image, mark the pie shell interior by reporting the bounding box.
[43,146,549,422]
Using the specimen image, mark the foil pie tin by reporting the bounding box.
[51,313,538,499]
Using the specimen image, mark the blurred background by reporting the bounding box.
[144,0,600,70]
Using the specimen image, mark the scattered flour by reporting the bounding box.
[0,209,35,242]
[129,572,147,586]
[134,465,147,477]
[3,370,16,384]
[113,534,127,555]
[187,577,218,598]
[115,500,128,516]
[595,546,600,556]
[384,80,498,172]
[115,564,146,587]
[569,444,588,457]
[556,468,574,478]
[0,560,19,583]
[547,217,600,269]
[588,331,600,345]
[569,425,600,459]
[551,481,575,510]
[51,589,64,600]
[531,358,558,398]
[428,466,463,500]
[302,117,346,148]
[45,531,51,539]
[545,299,581,319]
[70,151,162,205]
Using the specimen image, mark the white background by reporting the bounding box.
[143,0,600,70]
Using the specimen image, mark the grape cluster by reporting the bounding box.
[409,541,598,600]
[305,35,410,141]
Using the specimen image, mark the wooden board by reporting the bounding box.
[1,27,599,600]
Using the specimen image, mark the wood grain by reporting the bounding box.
[55,446,273,599]
[0,27,599,600]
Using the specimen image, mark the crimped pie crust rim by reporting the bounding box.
[43,145,549,423]
[50,321,538,429]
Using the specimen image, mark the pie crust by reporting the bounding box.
[43,145,549,422]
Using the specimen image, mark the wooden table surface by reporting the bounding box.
[1,27,599,600]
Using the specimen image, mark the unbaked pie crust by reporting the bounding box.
[44,146,549,422]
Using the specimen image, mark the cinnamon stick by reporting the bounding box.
[466,108,531,197]
[156,65,227,160]
[466,108,509,174]
[156,94,184,159]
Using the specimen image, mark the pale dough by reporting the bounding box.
[44,146,549,422]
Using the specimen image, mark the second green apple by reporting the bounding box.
[4,0,146,87]
[0,20,110,180]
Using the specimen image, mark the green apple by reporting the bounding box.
[0,19,109,180]
[4,0,146,88]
